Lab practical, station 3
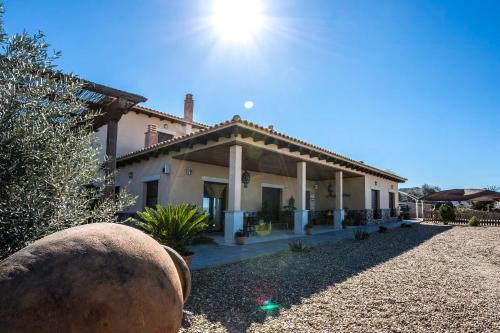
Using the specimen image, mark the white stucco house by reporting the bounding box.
[95,93,406,244]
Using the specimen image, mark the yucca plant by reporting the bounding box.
[131,204,208,256]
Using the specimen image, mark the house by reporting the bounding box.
[95,94,406,244]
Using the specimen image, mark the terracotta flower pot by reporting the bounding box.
[235,236,245,245]
[0,223,189,333]
[305,227,313,235]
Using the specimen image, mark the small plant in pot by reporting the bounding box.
[235,230,246,245]
[305,223,313,235]
[130,203,208,268]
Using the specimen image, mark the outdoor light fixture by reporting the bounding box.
[241,170,251,188]
[128,171,133,179]
[186,167,193,176]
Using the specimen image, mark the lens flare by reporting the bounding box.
[259,300,281,314]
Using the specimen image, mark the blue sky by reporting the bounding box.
[4,0,499,189]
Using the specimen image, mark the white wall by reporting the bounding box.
[95,112,199,162]
[364,174,399,209]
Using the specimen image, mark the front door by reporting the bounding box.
[262,187,282,222]
[306,190,311,210]
[371,189,380,219]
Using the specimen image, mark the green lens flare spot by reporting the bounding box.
[259,300,281,312]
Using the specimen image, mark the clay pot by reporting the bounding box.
[305,226,313,235]
[235,236,245,245]
[0,223,191,333]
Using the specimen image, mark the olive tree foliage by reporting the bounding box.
[0,7,134,258]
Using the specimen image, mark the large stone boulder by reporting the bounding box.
[0,223,190,333]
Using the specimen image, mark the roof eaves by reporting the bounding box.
[117,117,406,182]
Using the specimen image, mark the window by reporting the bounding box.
[389,192,396,217]
[158,132,174,143]
[145,180,158,208]
[389,192,395,209]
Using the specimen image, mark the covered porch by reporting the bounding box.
[172,127,371,244]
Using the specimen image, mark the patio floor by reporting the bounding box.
[189,220,413,270]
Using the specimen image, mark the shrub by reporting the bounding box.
[235,230,246,237]
[468,216,479,227]
[354,231,370,240]
[438,204,456,223]
[378,226,388,233]
[400,223,412,228]
[289,240,307,252]
[304,223,313,229]
[191,235,215,245]
[131,204,208,256]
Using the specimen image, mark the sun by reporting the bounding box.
[211,0,265,42]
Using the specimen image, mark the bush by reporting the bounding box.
[378,226,388,233]
[468,216,479,227]
[304,223,313,229]
[235,230,246,237]
[400,223,412,228]
[438,204,456,223]
[354,231,370,240]
[191,235,215,245]
[289,240,307,252]
[131,204,208,256]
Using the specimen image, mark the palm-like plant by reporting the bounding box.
[131,204,208,256]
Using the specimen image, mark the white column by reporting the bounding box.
[225,145,244,244]
[294,161,308,234]
[334,171,344,229]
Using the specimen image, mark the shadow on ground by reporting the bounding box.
[183,223,450,332]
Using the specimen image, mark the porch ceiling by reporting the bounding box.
[173,143,361,181]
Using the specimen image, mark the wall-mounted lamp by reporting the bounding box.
[128,171,134,179]
[186,167,193,176]
[241,170,251,188]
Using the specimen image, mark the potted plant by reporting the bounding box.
[305,223,313,235]
[130,203,208,268]
[235,230,246,245]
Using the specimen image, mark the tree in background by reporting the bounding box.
[405,184,441,199]
[0,5,133,259]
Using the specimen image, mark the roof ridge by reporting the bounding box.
[133,105,209,128]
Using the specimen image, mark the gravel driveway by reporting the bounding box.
[181,224,500,332]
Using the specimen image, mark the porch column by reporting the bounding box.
[294,161,308,234]
[334,170,344,229]
[224,145,244,244]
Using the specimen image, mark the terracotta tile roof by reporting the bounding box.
[117,116,406,182]
[132,105,208,129]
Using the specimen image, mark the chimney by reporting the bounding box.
[145,124,158,148]
[184,93,194,122]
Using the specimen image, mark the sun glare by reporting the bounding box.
[211,0,265,42]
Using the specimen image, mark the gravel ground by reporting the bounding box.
[181,224,500,333]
